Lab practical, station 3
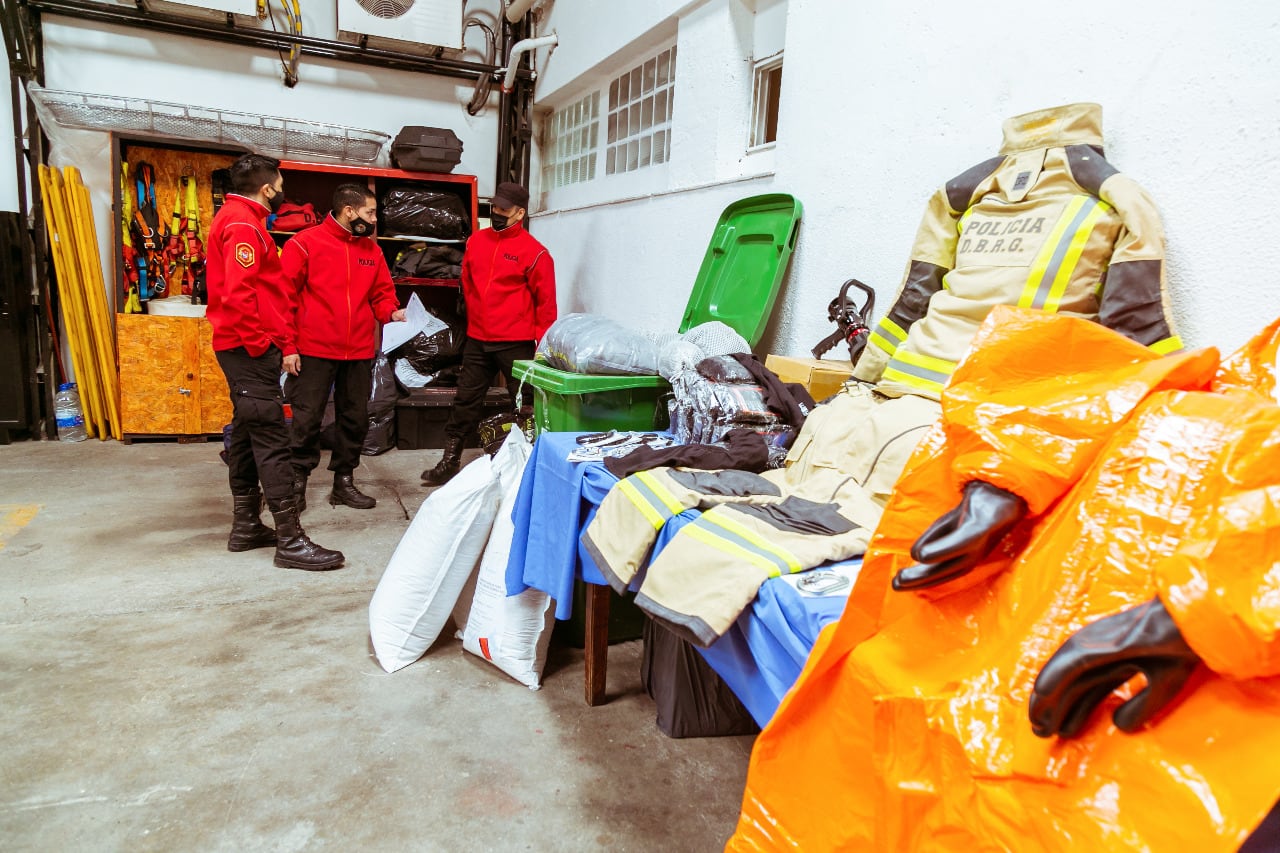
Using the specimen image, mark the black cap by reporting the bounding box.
[493,181,529,210]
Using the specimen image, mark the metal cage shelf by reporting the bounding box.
[28,85,390,163]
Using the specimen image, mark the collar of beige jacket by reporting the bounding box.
[999,102,1104,155]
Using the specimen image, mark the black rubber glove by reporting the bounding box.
[1029,598,1201,739]
[891,480,1027,591]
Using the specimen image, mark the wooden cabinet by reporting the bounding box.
[117,314,230,437]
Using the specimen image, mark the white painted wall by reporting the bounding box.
[529,0,1280,357]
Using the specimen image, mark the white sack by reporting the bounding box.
[368,454,502,673]
[455,429,557,689]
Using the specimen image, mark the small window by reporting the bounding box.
[749,55,783,149]
[607,45,676,175]
[541,91,600,190]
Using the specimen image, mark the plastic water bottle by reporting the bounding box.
[54,382,88,442]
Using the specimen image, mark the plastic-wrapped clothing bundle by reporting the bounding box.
[681,320,749,360]
[536,313,661,375]
[380,187,471,240]
[729,307,1280,852]
[647,329,703,380]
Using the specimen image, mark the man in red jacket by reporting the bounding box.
[421,181,556,485]
[206,153,344,571]
[281,183,406,510]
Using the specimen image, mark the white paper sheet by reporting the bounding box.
[382,292,450,353]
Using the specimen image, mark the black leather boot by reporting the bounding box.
[329,473,376,509]
[421,436,464,486]
[292,469,308,513]
[227,489,276,552]
[268,495,345,571]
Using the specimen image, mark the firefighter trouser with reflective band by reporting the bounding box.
[636,484,882,647]
[581,468,784,594]
[782,384,941,506]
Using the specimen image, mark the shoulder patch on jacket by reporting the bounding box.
[946,155,1006,214]
[1065,144,1120,196]
[235,242,256,268]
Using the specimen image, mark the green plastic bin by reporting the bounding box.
[513,192,803,437]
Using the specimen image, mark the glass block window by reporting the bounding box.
[606,46,676,176]
[543,92,600,189]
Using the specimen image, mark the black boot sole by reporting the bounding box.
[227,536,277,552]
[328,492,375,509]
[274,555,345,571]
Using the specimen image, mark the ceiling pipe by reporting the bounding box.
[504,0,537,24]
[25,0,526,83]
[500,31,556,94]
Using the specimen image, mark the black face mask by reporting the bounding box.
[491,211,515,231]
[266,187,285,213]
[349,215,375,237]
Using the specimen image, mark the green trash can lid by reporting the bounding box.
[677,193,804,348]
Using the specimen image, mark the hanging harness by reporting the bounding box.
[119,161,142,313]
[128,161,169,301]
[169,172,207,303]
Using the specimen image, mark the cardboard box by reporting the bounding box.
[764,354,855,401]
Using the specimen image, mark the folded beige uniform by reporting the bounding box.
[855,101,1182,400]
[581,385,940,646]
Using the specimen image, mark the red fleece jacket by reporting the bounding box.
[206,194,294,356]
[280,215,400,361]
[461,221,557,342]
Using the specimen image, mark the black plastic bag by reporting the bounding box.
[392,243,464,280]
[381,187,471,240]
[368,354,399,418]
[395,328,462,376]
[362,411,396,456]
[389,303,465,376]
[362,354,400,455]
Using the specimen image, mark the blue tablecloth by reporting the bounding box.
[505,431,855,725]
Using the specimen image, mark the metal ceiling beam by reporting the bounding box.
[22,0,530,83]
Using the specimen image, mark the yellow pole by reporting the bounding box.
[38,165,102,438]
[67,168,123,440]
[53,167,109,437]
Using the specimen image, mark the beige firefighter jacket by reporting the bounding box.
[854,102,1182,400]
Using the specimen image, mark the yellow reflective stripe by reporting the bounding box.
[893,347,957,376]
[882,365,945,395]
[1149,335,1183,355]
[634,470,684,515]
[957,208,975,235]
[1020,196,1088,310]
[1041,200,1109,312]
[616,479,666,530]
[869,330,899,355]
[682,524,781,576]
[878,317,908,343]
[701,511,803,575]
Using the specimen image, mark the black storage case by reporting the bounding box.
[395,386,513,450]
[390,126,464,174]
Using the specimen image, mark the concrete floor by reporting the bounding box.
[0,439,755,852]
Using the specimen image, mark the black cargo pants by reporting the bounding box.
[443,338,534,442]
[215,344,293,502]
[284,355,373,476]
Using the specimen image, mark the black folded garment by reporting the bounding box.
[603,427,769,478]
